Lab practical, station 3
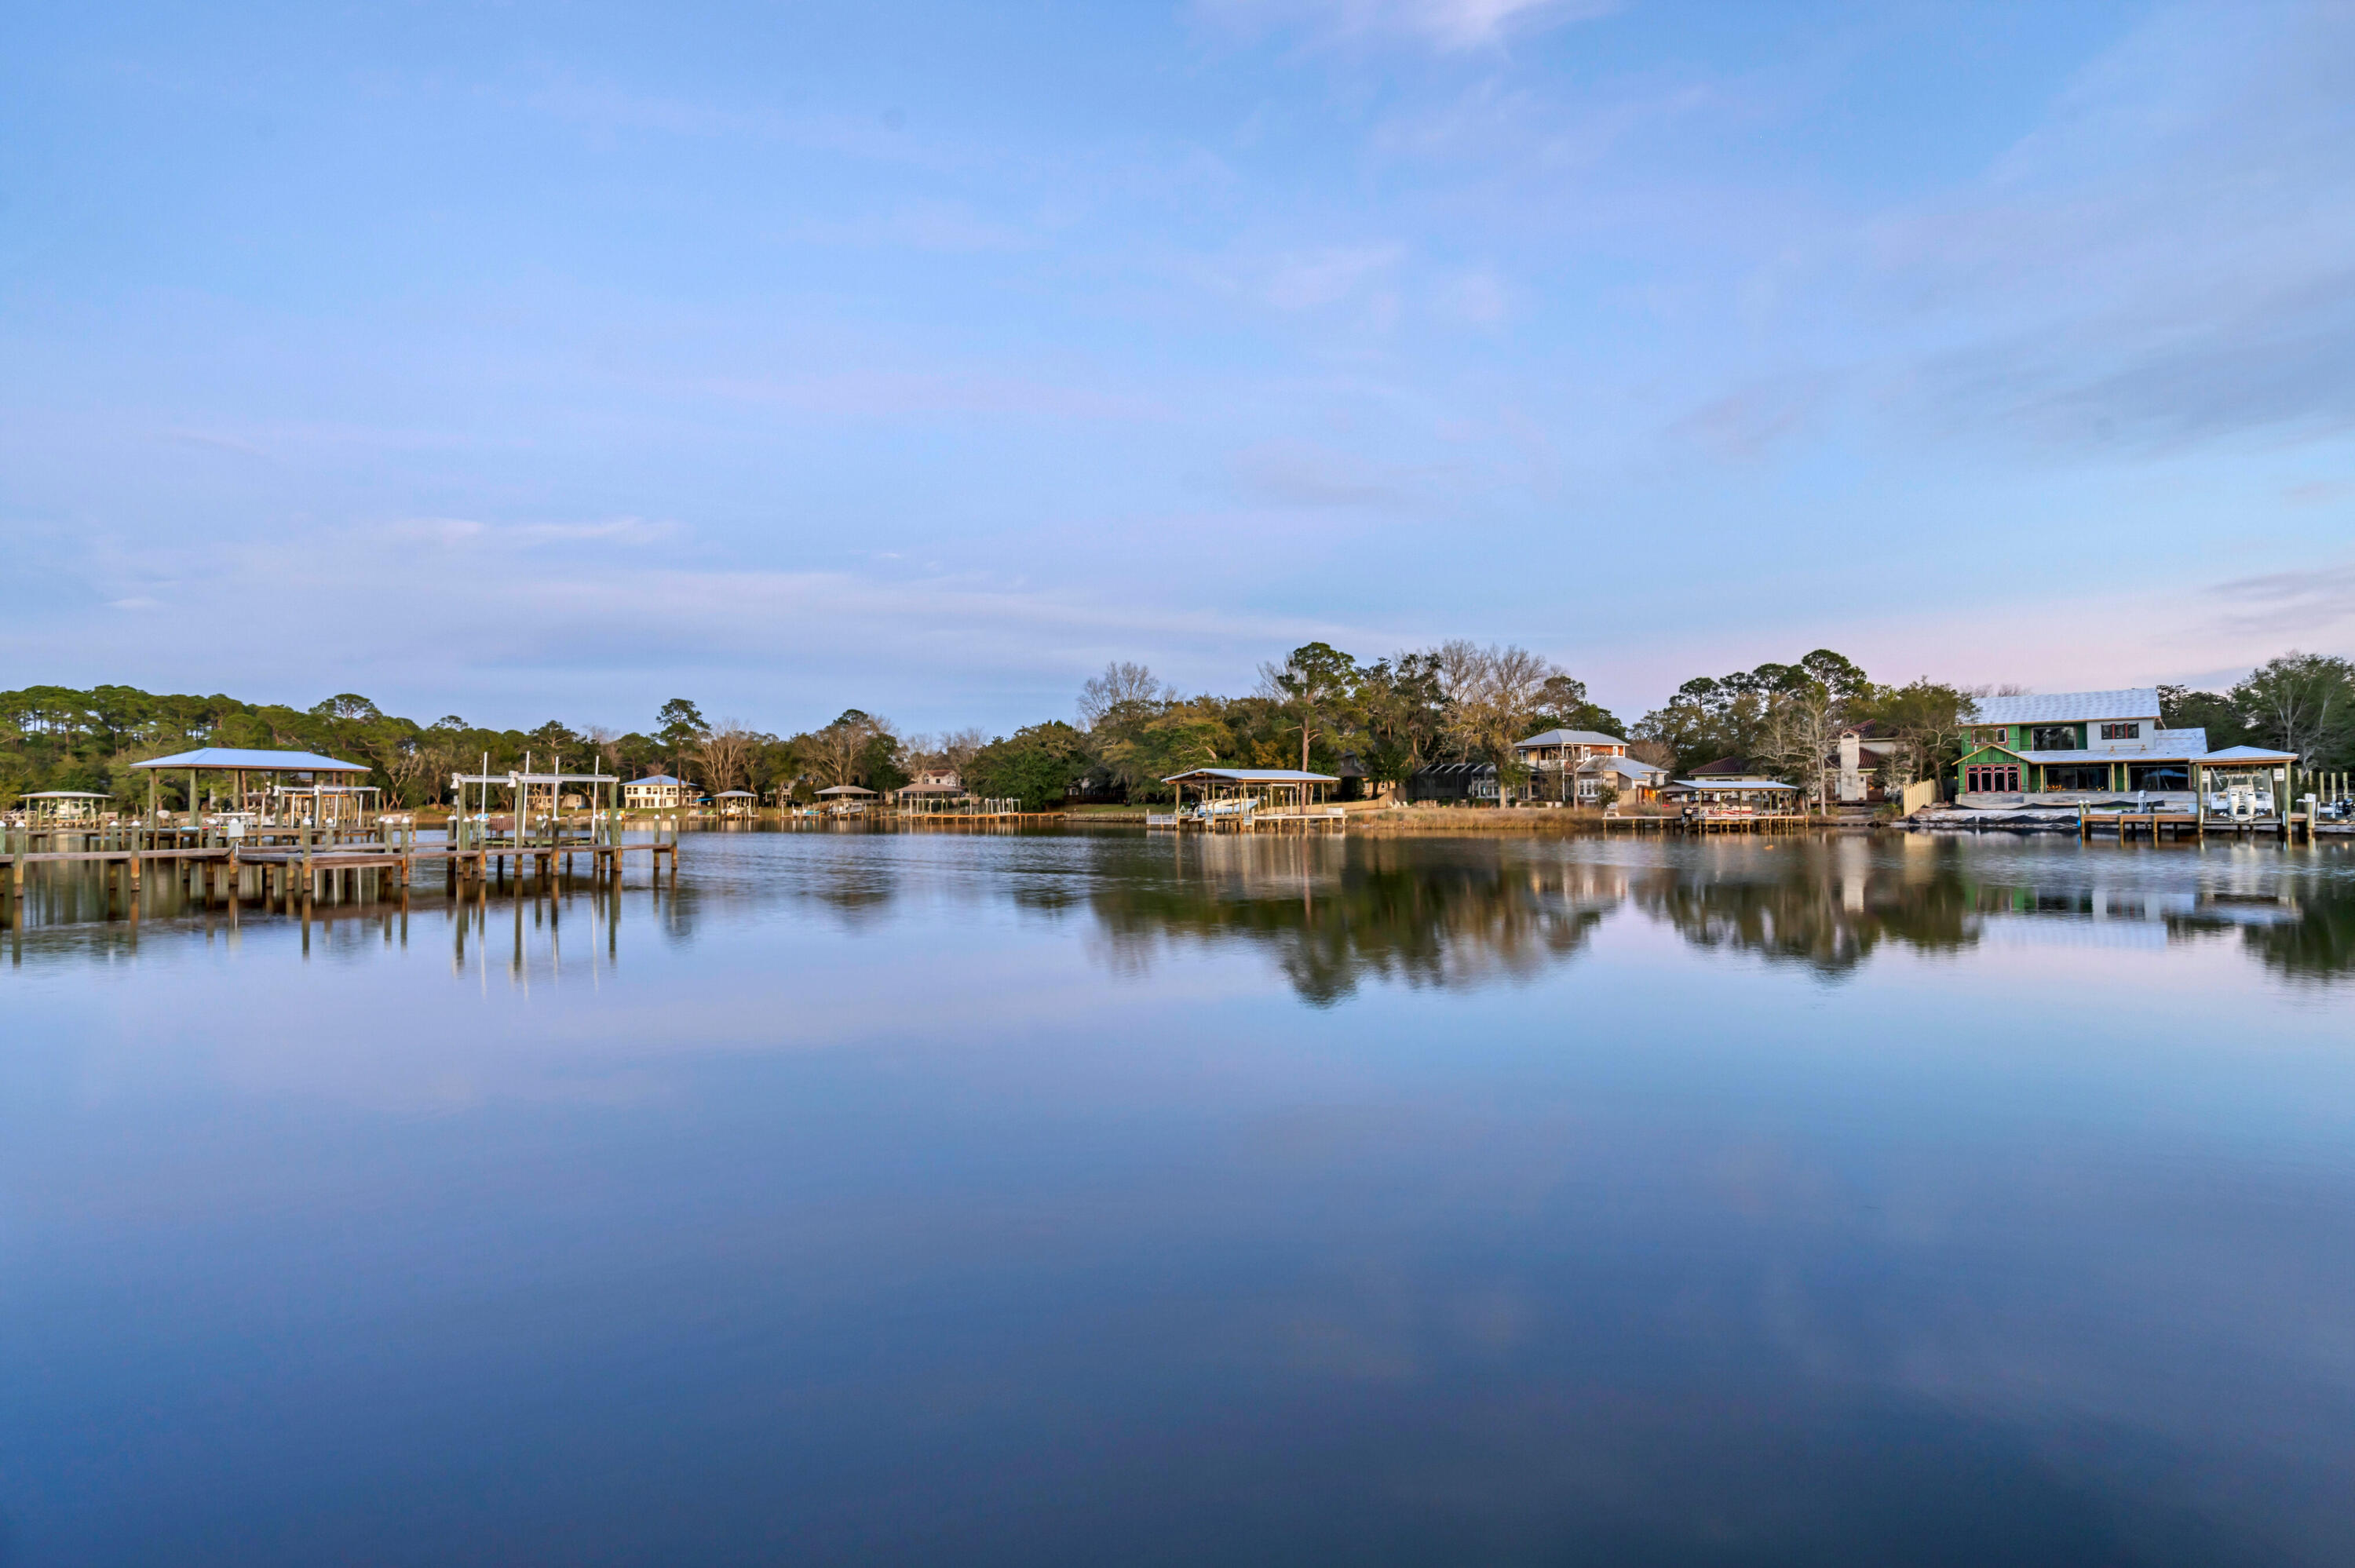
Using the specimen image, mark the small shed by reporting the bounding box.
[713,789,760,817]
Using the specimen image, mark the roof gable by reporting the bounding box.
[1515,728,1627,749]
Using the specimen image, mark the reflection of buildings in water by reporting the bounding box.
[1089,836,1626,1005]
[1098,833,2355,994]
[1642,837,2354,979]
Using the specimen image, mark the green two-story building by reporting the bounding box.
[1954,687,2295,807]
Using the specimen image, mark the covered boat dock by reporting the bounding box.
[1149,768,1345,830]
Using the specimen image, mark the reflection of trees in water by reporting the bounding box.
[2228,895,2355,983]
[1085,834,2355,994]
[1087,837,1615,1005]
[1632,842,1987,976]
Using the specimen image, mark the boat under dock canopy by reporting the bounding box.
[1156,768,1344,830]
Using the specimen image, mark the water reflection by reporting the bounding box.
[1077,834,2355,997]
[1089,837,1616,1004]
[7,830,2355,1564]
[10,830,2353,997]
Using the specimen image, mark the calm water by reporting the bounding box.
[5,828,2354,1566]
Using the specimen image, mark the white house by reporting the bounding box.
[623,772,694,811]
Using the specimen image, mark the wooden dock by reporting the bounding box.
[1145,807,1347,832]
[1601,812,1816,835]
[2,821,683,925]
[2076,808,2320,844]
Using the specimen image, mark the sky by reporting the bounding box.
[4,0,2353,738]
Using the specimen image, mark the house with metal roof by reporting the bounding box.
[1952,687,2297,809]
[622,773,695,811]
[1512,728,1668,804]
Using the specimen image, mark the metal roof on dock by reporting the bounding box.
[1161,768,1340,783]
[131,748,371,772]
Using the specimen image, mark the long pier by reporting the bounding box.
[2,820,682,925]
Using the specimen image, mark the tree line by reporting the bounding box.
[5,648,2348,812]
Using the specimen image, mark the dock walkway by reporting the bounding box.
[3,821,683,925]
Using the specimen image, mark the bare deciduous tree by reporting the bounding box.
[691,720,759,795]
[1759,686,1846,812]
[805,712,893,789]
[1438,641,1565,801]
[1078,662,1170,730]
[937,726,987,778]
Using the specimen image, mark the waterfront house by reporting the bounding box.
[1833,722,1908,804]
[1513,729,1669,804]
[1952,688,2298,810]
[623,772,693,811]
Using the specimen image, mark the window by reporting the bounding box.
[2031,725,2079,750]
[1966,765,2021,793]
[2128,763,2188,791]
[2044,764,2112,791]
[2100,723,2138,741]
[1975,727,2008,746]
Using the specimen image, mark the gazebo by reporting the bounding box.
[13,789,114,822]
[130,747,372,829]
[714,789,760,818]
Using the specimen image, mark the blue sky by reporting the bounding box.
[5,0,2352,736]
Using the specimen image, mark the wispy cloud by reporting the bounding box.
[1229,439,1415,506]
[2207,560,2355,639]
[1201,0,1622,53]
[382,516,682,549]
[1263,243,1404,311]
[1434,267,1510,325]
[787,201,1035,254]
[1664,376,1831,463]
[1866,3,2355,457]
